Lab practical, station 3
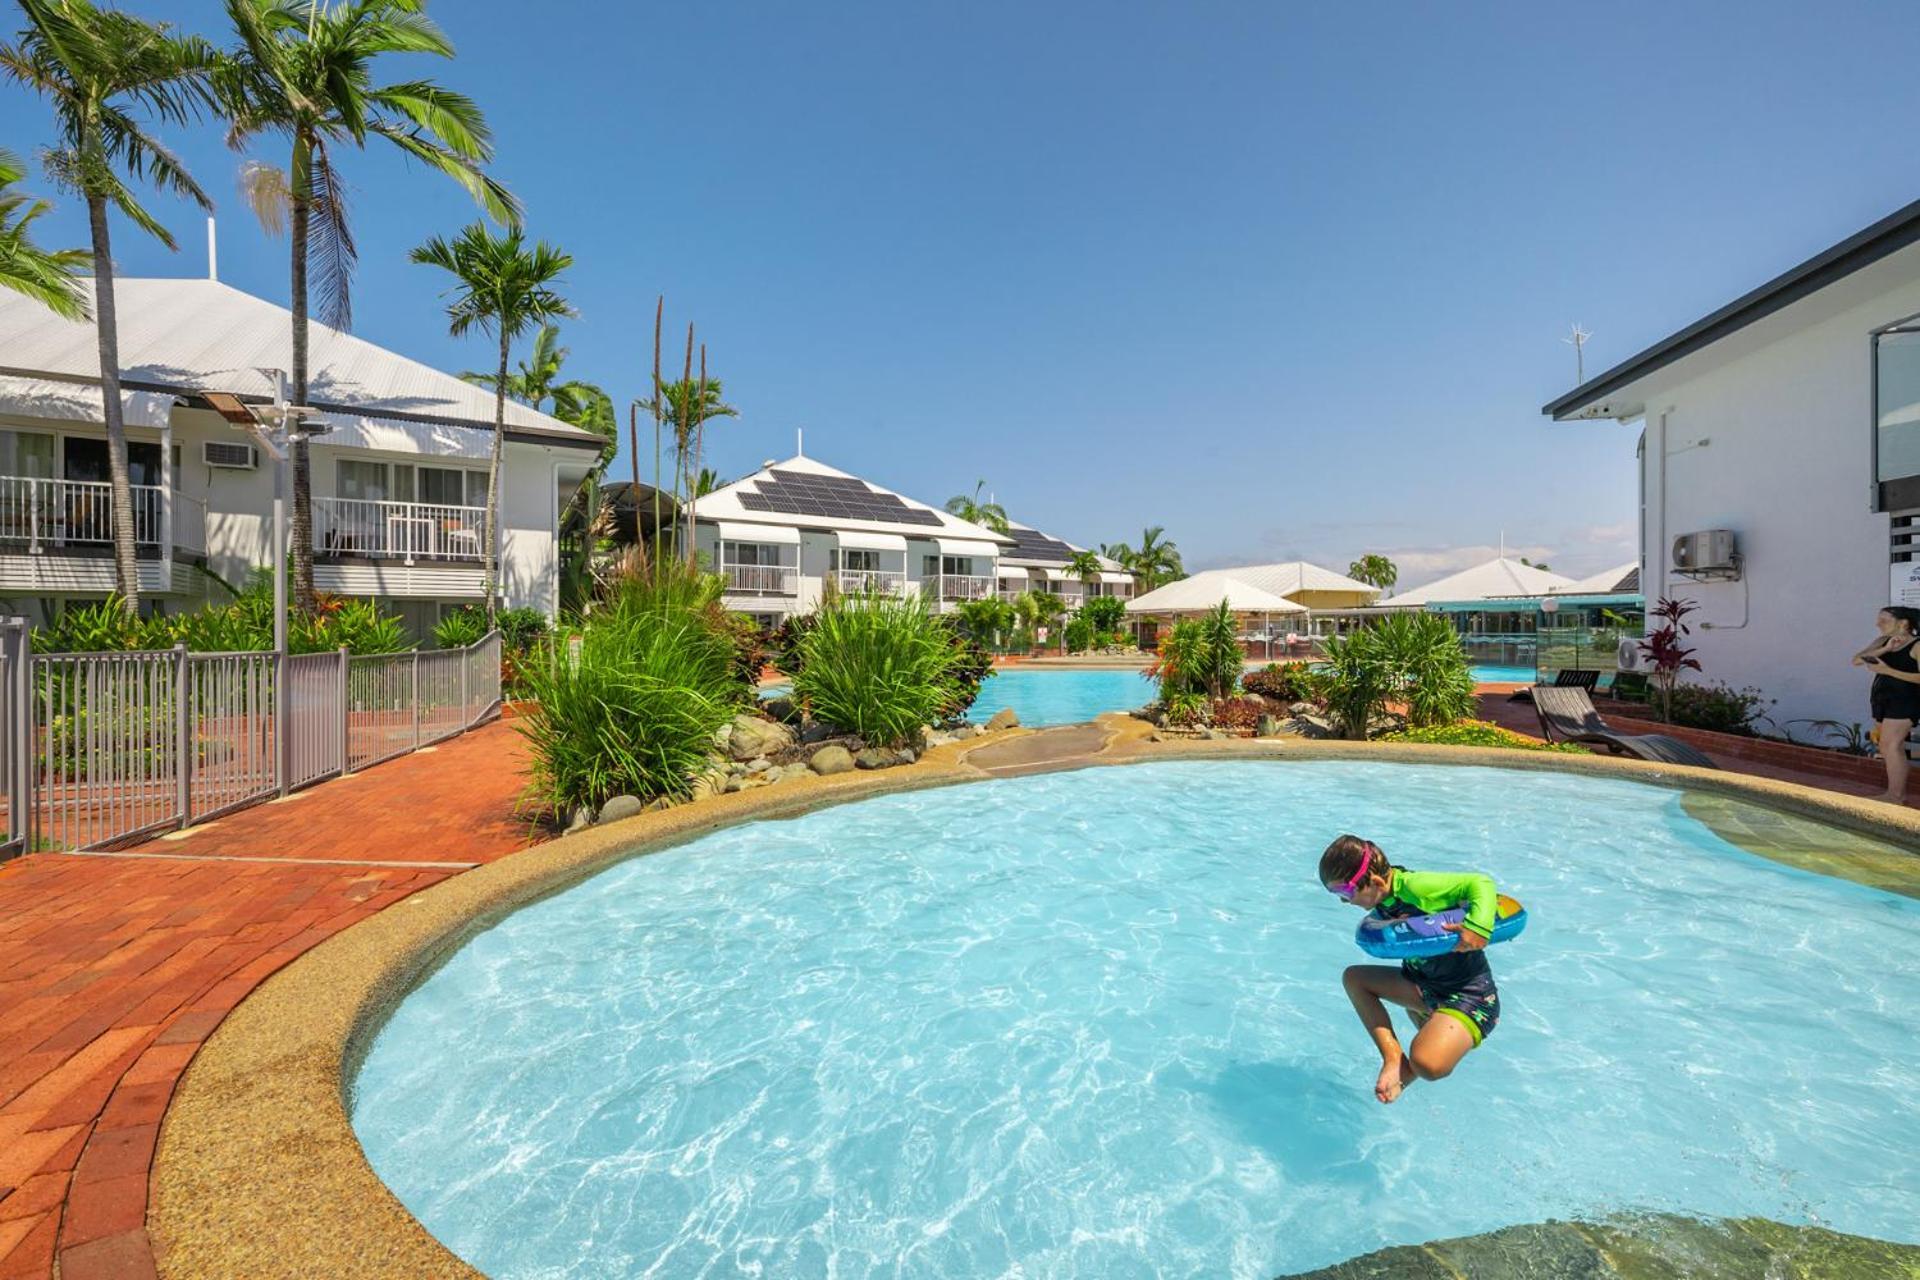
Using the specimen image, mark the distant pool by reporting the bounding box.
[1471,664,1538,684]
[966,668,1146,726]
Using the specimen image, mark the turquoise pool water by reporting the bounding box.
[965,667,1147,725]
[352,762,1920,1278]
[1470,663,1537,683]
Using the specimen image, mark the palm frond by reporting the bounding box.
[372,79,492,160]
[0,148,91,320]
[306,141,357,329]
[368,123,519,227]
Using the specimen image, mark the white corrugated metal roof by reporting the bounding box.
[1387,557,1576,607]
[0,278,602,447]
[690,455,1012,544]
[1550,561,1640,595]
[1177,561,1380,601]
[1126,575,1307,615]
[0,375,179,429]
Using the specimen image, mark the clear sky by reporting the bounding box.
[6,1,1920,585]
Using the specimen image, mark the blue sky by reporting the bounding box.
[6,1,1919,585]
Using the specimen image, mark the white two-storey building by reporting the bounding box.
[0,278,606,632]
[688,455,1012,627]
[993,522,1133,608]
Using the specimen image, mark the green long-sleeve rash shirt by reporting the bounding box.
[1381,867,1498,940]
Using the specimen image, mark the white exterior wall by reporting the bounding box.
[700,522,999,620]
[1633,273,1920,727]
[0,404,580,619]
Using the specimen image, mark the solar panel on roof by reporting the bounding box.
[737,475,943,525]
[1005,528,1077,561]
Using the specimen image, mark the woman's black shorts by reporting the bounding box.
[1871,676,1920,723]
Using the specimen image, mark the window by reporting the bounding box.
[1876,314,1920,509]
[0,429,54,479]
[921,555,971,576]
[337,459,388,501]
[337,460,485,506]
[64,438,161,487]
[836,549,881,572]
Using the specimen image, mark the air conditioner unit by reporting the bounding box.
[1617,636,1646,672]
[202,440,259,470]
[1671,529,1738,578]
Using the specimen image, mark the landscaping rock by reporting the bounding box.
[745,756,770,774]
[809,744,856,775]
[986,708,1020,732]
[761,696,801,725]
[713,721,734,749]
[643,796,676,813]
[1283,715,1336,740]
[1288,701,1319,717]
[799,721,836,745]
[728,714,794,762]
[895,747,917,765]
[596,794,645,825]
[689,773,725,802]
[855,746,900,770]
[1256,714,1284,738]
[1367,712,1408,737]
[564,806,592,835]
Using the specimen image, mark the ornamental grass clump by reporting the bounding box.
[1317,613,1476,737]
[516,558,744,816]
[792,589,963,747]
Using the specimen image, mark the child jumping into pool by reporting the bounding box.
[1319,834,1500,1104]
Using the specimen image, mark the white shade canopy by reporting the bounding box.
[716,520,801,545]
[835,530,908,553]
[995,564,1029,580]
[1099,570,1133,585]
[935,536,999,558]
[1386,557,1575,607]
[1127,576,1307,615]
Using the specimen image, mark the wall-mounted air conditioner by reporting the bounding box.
[1671,529,1739,580]
[1616,637,1646,672]
[202,440,259,470]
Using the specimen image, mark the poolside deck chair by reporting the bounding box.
[1506,667,1602,703]
[1530,685,1719,768]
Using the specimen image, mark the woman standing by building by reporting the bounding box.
[1853,606,1920,803]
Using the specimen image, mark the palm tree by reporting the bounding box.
[411,222,573,625]
[1130,526,1183,593]
[1066,549,1102,594]
[461,322,606,418]
[220,0,518,612]
[3,0,219,610]
[0,148,89,319]
[1347,553,1398,591]
[637,377,736,506]
[945,480,1010,534]
[690,467,723,499]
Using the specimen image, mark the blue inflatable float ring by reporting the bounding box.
[1356,894,1528,960]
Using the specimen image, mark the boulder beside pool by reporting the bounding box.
[986,708,1020,731]
[808,744,855,775]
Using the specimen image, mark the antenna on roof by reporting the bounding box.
[1564,323,1591,384]
[206,216,217,281]
[795,426,804,458]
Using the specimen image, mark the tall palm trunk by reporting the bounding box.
[86,195,139,612]
[484,329,507,627]
[287,134,315,615]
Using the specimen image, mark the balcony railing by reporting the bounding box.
[932,574,996,601]
[0,476,163,551]
[724,564,798,595]
[315,498,484,563]
[835,569,905,595]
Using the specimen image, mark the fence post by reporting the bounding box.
[461,642,470,725]
[174,644,191,831]
[338,646,350,777]
[411,649,421,748]
[275,648,289,798]
[4,622,26,855]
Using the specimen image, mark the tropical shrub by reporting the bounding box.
[1243,662,1316,704]
[516,611,740,816]
[1063,616,1093,653]
[1193,602,1245,699]
[1079,595,1125,634]
[1639,597,1702,723]
[1382,720,1588,752]
[941,625,995,720]
[953,596,1016,649]
[1145,601,1243,705]
[1210,696,1266,732]
[1163,688,1206,726]
[792,589,964,747]
[33,581,413,656]
[433,608,488,650]
[495,606,551,657]
[1666,682,1773,736]
[1316,614,1476,736]
[769,613,815,676]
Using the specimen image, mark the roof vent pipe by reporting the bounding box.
[206,217,217,281]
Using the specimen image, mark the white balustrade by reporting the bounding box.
[724,564,798,594]
[0,476,165,550]
[315,498,485,563]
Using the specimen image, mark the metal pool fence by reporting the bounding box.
[0,619,501,855]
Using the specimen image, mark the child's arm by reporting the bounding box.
[1394,869,1498,940]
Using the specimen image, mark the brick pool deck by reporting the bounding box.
[1,693,1916,1279]
[0,720,545,1280]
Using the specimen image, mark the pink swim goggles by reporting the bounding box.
[1329,842,1378,900]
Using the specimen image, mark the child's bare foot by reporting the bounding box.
[1375,1056,1415,1104]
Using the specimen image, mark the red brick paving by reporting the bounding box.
[0,719,548,1279]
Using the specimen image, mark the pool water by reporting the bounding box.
[1470,663,1538,684]
[965,667,1147,726]
[352,762,1920,1279]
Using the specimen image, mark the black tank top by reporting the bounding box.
[1879,638,1920,676]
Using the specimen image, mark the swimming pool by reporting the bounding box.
[352,761,1920,1278]
[965,666,1146,726]
[1470,663,1538,683]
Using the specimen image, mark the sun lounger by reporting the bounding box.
[1530,685,1718,768]
[1507,667,1601,703]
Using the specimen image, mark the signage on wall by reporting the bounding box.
[1892,560,1920,606]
